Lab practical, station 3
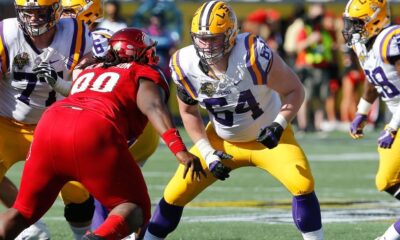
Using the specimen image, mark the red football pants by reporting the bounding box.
[13,106,150,225]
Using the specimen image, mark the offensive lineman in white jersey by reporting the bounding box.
[343,0,400,239]
[144,1,324,240]
[0,0,93,238]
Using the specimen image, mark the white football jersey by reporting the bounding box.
[170,33,281,142]
[356,25,400,114]
[0,18,92,124]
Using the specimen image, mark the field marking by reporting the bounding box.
[44,200,400,224]
[307,152,378,161]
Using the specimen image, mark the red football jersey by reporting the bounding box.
[54,62,169,140]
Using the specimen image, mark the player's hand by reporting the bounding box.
[208,151,232,181]
[257,122,284,149]
[33,62,58,87]
[349,113,368,139]
[378,126,397,149]
[175,151,206,181]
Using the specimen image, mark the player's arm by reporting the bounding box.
[376,59,400,148]
[268,52,304,125]
[257,52,304,149]
[347,78,378,139]
[137,79,206,181]
[177,87,231,181]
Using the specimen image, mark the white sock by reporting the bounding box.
[380,224,400,240]
[69,224,91,240]
[302,228,324,240]
[143,229,164,240]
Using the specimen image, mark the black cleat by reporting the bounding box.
[81,232,106,240]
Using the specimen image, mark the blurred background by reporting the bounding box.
[3,0,400,134]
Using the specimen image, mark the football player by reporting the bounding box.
[60,0,162,236]
[343,0,400,239]
[0,27,204,240]
[143,1,324,240]
[0,0,93,238]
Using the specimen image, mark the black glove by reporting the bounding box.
[32,62,58,86]
[257,122,284,149]
[208,151,232,181]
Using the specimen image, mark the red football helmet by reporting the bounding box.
[107,27,159,65]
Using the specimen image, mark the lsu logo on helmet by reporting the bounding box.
[342,0,390,46]
[14,0,62,36]
[61,0,103,27]
[190,1,238,65]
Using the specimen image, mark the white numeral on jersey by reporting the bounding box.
[71,72,120,94]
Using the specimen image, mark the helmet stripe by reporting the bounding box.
[344,0,352,17]
[200,1,218,31]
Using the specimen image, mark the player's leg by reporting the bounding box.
[90,123,160,237]
[0,111,68,239]
[144,125,245,240]
[252,125,323,240]
[0,177,17,208]
[374,135,400,239]
[60,181,94,240]
[0,117,51,240]
[76,112,151,239]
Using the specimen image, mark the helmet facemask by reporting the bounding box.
[15,2,61,37]
[191,33,227,66]
[342,17,366,47]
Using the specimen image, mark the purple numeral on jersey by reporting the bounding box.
[365,66,399,99]
[204,89,264,127]
[14,71,58,106]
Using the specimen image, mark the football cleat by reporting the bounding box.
[15,220,51,240]
[82,232,106,240]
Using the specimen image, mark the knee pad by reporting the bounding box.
[385,183,400,200]
[64,195,94,223]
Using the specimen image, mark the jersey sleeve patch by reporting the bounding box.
[0,21,10,73]
[380,26,400,64]
[245,34,269,85]
[170,50,197,99]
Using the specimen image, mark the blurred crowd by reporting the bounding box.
[241,3,400,133]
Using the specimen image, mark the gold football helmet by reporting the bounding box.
[342,0,390,46]
[15,0,62,36]
[61,0,103,27]
[190,1,238,65]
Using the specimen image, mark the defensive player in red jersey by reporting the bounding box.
[0,28,205,240]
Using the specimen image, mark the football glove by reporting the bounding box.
[349,113,368,139]
[33,62,58,87]
[378,126,397,149]
[208,151,232,181]
[257,122,284,149]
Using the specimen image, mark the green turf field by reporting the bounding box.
[4,129,399,239]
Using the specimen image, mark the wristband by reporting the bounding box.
[273,113,287,129]
[161,128,187,155]
[357,98,372,115]
[195,138,218,167]
[53,76,72,96]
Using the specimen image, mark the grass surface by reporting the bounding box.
[4,129,399,239]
